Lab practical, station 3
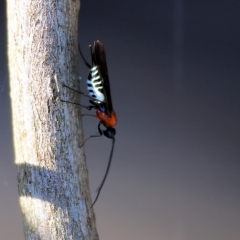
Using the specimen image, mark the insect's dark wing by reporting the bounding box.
[93,40,108,77]
[93,40,113,113]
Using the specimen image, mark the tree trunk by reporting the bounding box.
[7,0,99,239]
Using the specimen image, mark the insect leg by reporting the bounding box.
[62,84,91,99]
[62,83,99,110]
[78,44,92,69]
[62,83,101,103]
[60,99,94,110]
[81,114,97,117]
[89,44,93,67]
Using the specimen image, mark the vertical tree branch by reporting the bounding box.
[7,0,99,239]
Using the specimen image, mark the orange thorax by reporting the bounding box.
[96,110,117,128]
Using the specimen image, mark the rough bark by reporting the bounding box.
[7,0,99,239]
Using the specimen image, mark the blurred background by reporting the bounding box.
[1,0,239,239]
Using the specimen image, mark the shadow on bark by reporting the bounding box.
[17,163,85,209]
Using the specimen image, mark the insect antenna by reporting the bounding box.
[78,44,91,69]
[91,138,115,207]
[80,134,102,148]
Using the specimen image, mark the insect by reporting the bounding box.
[62,40,117,207]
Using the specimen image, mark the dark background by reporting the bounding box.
[1,0,240,239]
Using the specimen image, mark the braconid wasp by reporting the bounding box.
[62,40,117,207]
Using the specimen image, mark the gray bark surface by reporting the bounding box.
[7,0,99,239]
